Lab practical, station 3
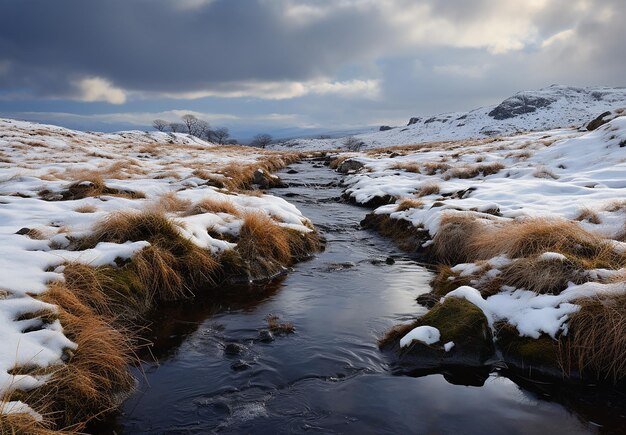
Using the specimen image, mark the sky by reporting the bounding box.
[0,0,624,140]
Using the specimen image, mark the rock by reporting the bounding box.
[337,159,365,174]
[252,168,287,189]
[488,94,556,120]
[407,117,421,126]
[258,329,274,342]
[388,152,400,158]
[381,297,494,370]
[15,227,31,235]
[379,125,393,131]
[231,360,251,371]
[287,169,299,174]
[385,257,396,265]
[586,108,625,130]
[224,343,245,356]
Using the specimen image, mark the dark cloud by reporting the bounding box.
[0,0,392,96]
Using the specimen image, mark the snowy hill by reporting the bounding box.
[272,85,626,150]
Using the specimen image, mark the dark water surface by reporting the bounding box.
[97,162,625,434]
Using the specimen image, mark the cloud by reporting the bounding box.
[75,77,127,104]
[149,79,380,100]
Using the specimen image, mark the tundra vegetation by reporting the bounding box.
[0,119,321,433]
[335,115,626,384]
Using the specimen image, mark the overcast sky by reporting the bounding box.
[0,0,624,139]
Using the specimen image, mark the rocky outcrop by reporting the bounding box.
[488,94,556,120]
[587,108,625,130]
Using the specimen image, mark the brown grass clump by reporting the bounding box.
[29,284,136,431]
[74,204,97,214]
[329,156,350,170]
[0,413,64,435]
[561,294,626,381]
[470,218,611,263]
[431,213,486,264]
[500,255,585,294]
[76,211,219,302]
[149,192,192,213]
[422,161,451,175]
[396,198,424,212]
[533,166,558,179]
[390,162,421,173]
[39,176,145,201]
[575,207,601,225]
[443,162,505,180]
[237,212,292,267]
[184,198,240,216]
[415,182,440,197]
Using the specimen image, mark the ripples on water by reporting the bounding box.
[95,162,625,434]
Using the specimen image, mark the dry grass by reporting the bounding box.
[575,207,601,225]
[237,212,292,267]
[415,181,440,197]
[35,285,135,429]
[422,162,451,175]
[396,198,424,212]
[389,162,421,173]
[431,213,487,264]
[0,413,67,435]
[500,255,585,294]
[39,176,145,201]
[561,294,626,381]
[533,166,559,179]
[76,211,219,303]
[432,214,623,268]
[184,198,240,216]
[149,192,192,214]
[73,204,97,214]
[443,162,505,180]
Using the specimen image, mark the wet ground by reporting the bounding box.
[95,161,626,434]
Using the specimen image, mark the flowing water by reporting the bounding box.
[96,161,626,434]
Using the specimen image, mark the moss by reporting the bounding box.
[431,266,471,299]
[418,297,491,347]
[496,322,559,367]
[381,297,492,358]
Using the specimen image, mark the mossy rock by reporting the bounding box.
[495,322,562,377]
[382,297,494,370]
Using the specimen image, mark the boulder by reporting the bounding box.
[379,125,393,131]
[337,159,365,174]
[488,94,555,120]
[407,117,421,126]
[586,108,625,131]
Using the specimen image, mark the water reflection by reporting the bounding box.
[93,162,624,434]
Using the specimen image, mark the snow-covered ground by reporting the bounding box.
[272,85,626,150]
[0,118,311,418]
[341,115,626,343]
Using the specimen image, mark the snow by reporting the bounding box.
[271,85,626,151]
[0,117,314,416]
[443,341,455,352]
[400,326,441,348]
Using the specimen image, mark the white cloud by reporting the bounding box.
[75,77,127,104]
[147,79,380,100]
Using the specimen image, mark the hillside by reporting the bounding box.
[273,85,626,150]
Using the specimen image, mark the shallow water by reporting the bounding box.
[96,161,626,434]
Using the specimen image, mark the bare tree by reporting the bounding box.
[181,114,198,135]
[152,119,168,132]
[251,133,273,149]
[343,136,365,151]
[212,127,230,144]
[194,120,210,139]
[169,122,185,133]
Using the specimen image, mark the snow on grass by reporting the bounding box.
[271,85,626,151]
[0,118,312,416]
[344,115,626,345]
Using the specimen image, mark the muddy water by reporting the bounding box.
[96,161,624,434]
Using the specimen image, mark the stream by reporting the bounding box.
[95,161,625,434]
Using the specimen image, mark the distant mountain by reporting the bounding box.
[272,85,626,150]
